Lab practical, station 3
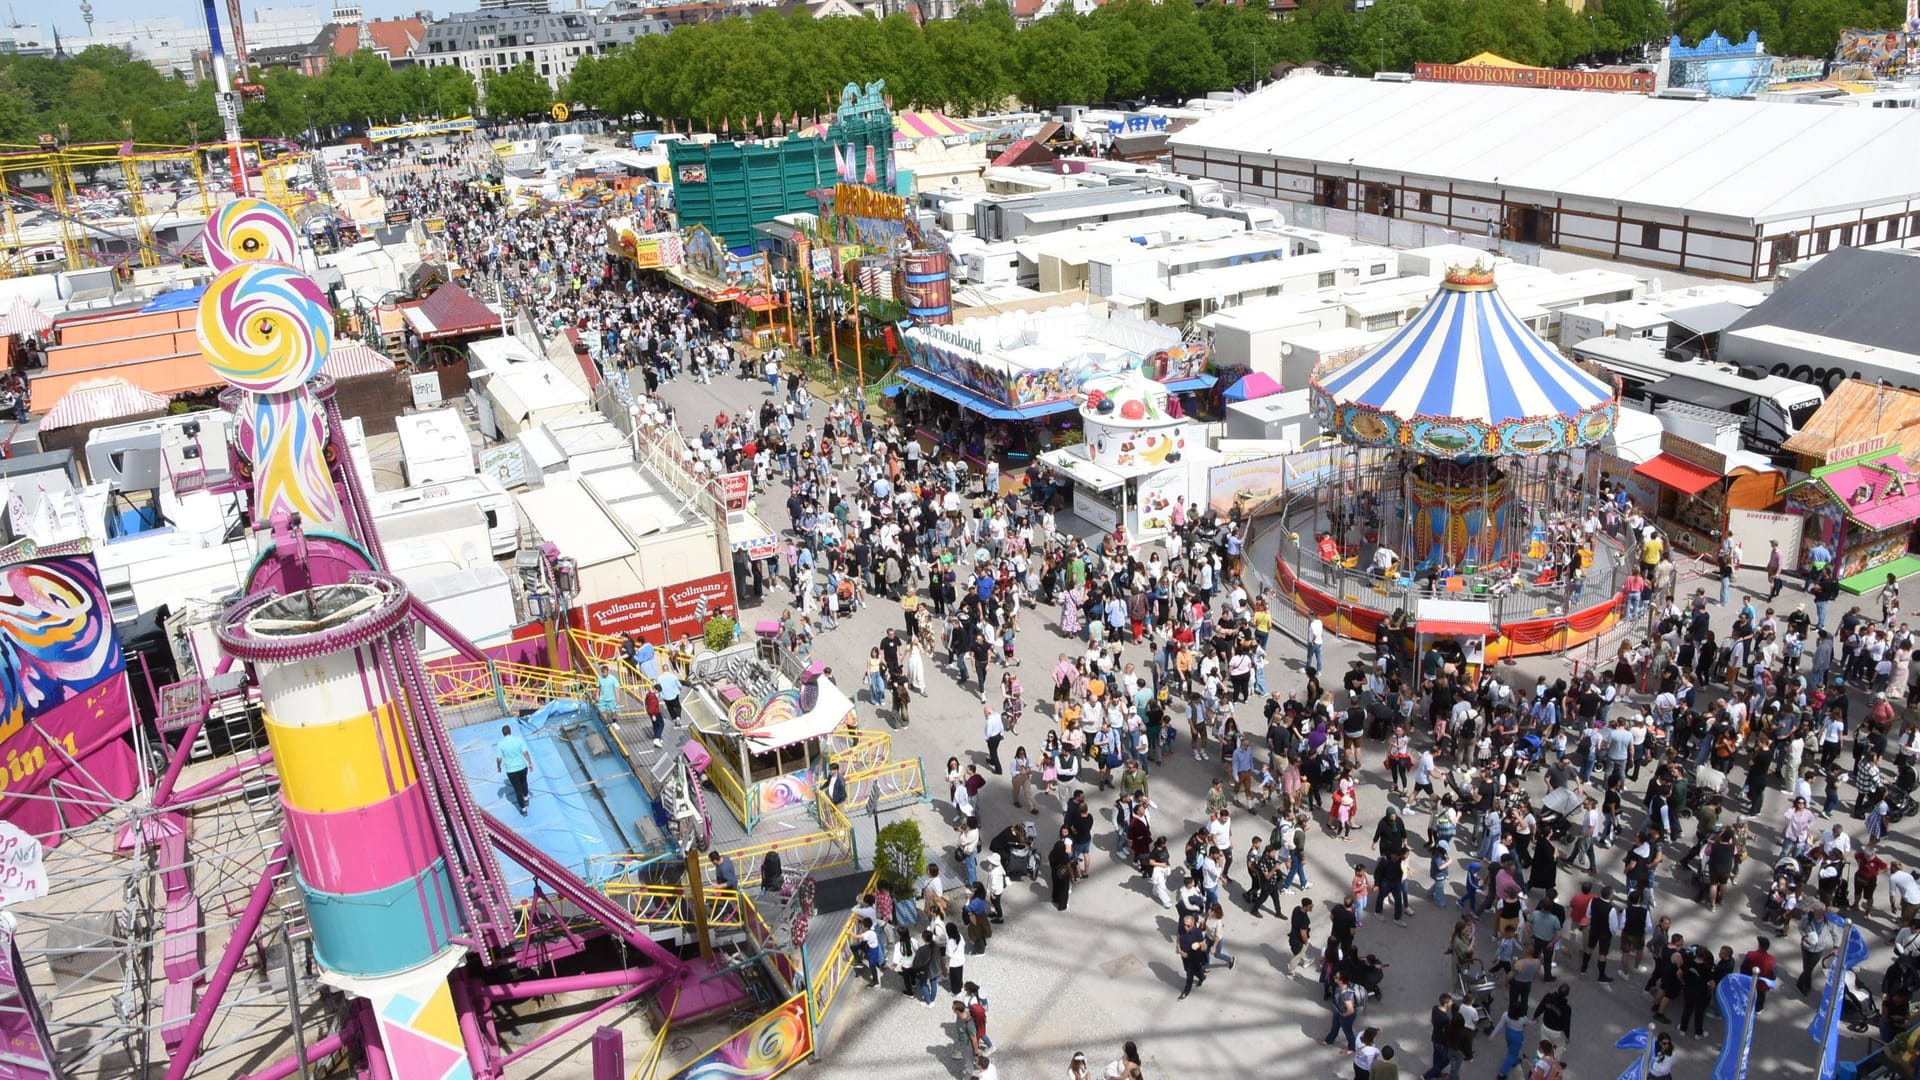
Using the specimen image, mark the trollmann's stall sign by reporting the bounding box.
[576,572,737,643]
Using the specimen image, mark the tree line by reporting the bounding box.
[0,44,487,146]
[0,0,1900,147]
[557,0,1874,126]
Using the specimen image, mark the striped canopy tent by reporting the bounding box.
[1310,266,1619,459]
[40,376,169,432]
[797,110,986,141]
[0,295,51,336]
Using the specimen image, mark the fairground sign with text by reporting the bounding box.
[1414,63,1656,93]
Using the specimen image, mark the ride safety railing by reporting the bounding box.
[630,987,682,1080]
[823,726,893,775]
[705,757,753,829]
[586,790,857,895]
[842,757,930,813]
[600,884,747,930]
[805,869,880,1024]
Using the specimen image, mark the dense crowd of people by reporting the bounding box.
[375,144,1920,1080]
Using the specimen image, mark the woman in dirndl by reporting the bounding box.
[1059,584,1085,637]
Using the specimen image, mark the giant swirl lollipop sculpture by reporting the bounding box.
[196,199,345,534]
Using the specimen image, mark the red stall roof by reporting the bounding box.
[1633,453,1721,496]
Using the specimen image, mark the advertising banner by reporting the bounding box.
[580,589,665,642]
[367,116,478,142]
[0,540,140,846]
[663,573,738,640]
[1208,453,1287,518]
[1415,62,1656,92]
[719,472,752,513]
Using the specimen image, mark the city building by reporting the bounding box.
[331,16,428,66]
[418,7,665,91]
[17,6,323,78]
[1169,73,1920,281]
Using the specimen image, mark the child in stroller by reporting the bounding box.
[1763,853,1806,931]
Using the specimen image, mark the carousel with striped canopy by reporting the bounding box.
[1308,263,1621,568]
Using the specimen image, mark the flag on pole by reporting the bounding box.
[1810,920,1870,1080]
[1613,1025,1653,1080]
[1712,973,1767,1080]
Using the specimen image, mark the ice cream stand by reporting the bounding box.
[1039,370,1220,546]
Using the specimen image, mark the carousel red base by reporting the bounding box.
[1274,553,1626,661]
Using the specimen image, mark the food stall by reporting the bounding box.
[1037,370,1220,546]
[1630,422,1782,555]
[1782,444,1920,592]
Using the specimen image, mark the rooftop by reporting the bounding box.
[1726,247,1920,353]
[1170,74,1920,223]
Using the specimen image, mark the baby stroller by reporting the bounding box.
[1691,763,1728,814]
[1458,963,1498,1035]
[1891,754,1920,824]
[1763,853,1807,928]
[989,826,1039,882]
[1821,952,1881,1032]
[1537,784,1583,845]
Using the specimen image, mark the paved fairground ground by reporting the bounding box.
[555,364,1888,1080]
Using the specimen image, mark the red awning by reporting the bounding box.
[1633,453,1722,496]
[1417,619,1487,637]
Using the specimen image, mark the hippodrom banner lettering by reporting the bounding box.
[0,540,141,845]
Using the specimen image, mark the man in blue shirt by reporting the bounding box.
[596,664,621,728]
[657,668,683,722]
[495,724,532,815]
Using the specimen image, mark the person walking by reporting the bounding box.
[1177,911,1210,1000]
[1049,827,1075,911]
[906,929,938,1005]
[1421,994,1456,1080]
[1494,1003,1531,1080]
[596,663,620,729]
[1532,982,1571,1047]
[1527,1041,1563,1080]
[1289,897,1316,977]
[1323,970,1361,1051]
[495,723,532,815]
[983,705,1006,775]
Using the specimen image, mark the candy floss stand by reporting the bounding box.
[1041,371,1220,547]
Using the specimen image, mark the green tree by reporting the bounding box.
[428,64,479,117]
[0,72,33,144]
[483,62,552,120]
[1302,0,1360,68]
[1352,0,1431,74]
[1147,15,1228,99]
[1590,0,1670,57]
[922,18,1010,114]
[1015,15,1108,108]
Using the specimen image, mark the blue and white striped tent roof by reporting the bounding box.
[1316,274,1615,428]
